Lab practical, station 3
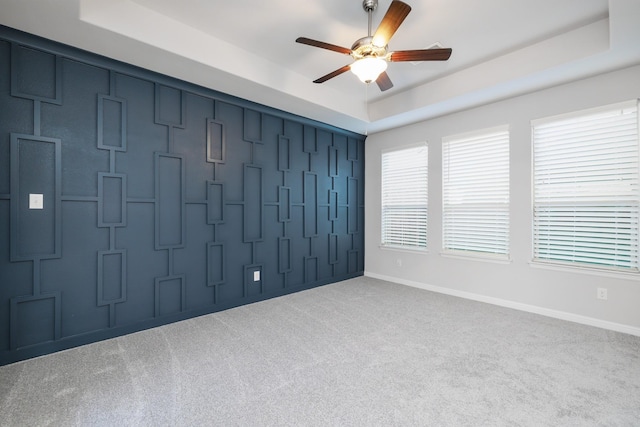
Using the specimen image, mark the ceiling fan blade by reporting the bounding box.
[390,48,452,62]
[376,71,394,92]
[296,37,352,55]
[313,64,352,84]
[372,0,412,47]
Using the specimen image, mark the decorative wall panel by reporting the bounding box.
[97,250,126,305]
[304,172,318,238]
[97,94,126,151]
[278,186,291,222]
[278,237,292,274]
[10,44,61,104]
[10,293,61,350]
[329,234,339,265]
[98,173,126,227]
[154,84,185,128]
[206,181,225,224]
[243,164,263,242]
[243,109,262,143]
[303,126,317,154]
[0,26,365,366]
[155,275,186,316]
[155,153,185,249]
[244,264,263,297]
[10,134,61,261]
[207,243,225,287]
[206,119,225,163]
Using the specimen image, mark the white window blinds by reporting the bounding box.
[532,101,639,271]
[442,127,510,258]
[381,144,428,249]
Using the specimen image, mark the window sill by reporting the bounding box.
[440,250,512,264]
[529,260,640,280]
[379,245,429,255]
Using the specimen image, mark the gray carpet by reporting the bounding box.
[1,276,639,426]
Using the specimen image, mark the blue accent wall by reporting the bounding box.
[0,26,365,365]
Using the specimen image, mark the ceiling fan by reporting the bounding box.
[296,0,452,92]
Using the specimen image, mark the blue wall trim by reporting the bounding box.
[0,25,365,366]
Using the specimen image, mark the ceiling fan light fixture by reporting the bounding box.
[296,1,451,91]
[350,57,387,83]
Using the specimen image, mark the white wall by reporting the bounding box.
[365,64,640,335]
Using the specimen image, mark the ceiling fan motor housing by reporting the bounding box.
[362,0,378,12]
[351,36,387,60]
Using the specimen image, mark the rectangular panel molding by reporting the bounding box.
[244,264,263,296]
[278,135,290,171]
[154,275,186,317]
[155,84,185,128]
[10,44,62,104]
[243,164,263,242]
[155,153,185,249]
[348,250,359,274]
[279,186,291,222]
[279,237,292,274]
[207,242,225,286]
[303,126,317,154]
[348,178,358,234]
[97,94,127,151]
[329,234,339,265]
[243,109,262,143]
[304,172,318,238]
[348,137,358,161]
[206,181,225,224]
[329,190,338,221]
[305,257,318,283]
[98,173,127,227]
[97,250,127,305]
[10,134,62,261]
[329,147,339,178]
[10,292,61,350]
[207,119,225,163]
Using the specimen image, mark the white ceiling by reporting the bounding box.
[1,0,639,134]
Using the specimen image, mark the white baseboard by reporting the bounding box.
[364,271,640,337]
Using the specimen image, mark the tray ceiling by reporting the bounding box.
[1,0,639,134]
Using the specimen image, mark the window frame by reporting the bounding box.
[380,142,429,251]
[441,125,511,261]
[531,99,640,275]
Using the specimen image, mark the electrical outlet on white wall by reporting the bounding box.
[597,288,608,300]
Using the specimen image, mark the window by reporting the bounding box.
[442,127,510,258]
[381,144,428,250]
[532,100,639,272]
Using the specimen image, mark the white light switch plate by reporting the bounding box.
[29,193,44,209]
[253,271,260,281]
